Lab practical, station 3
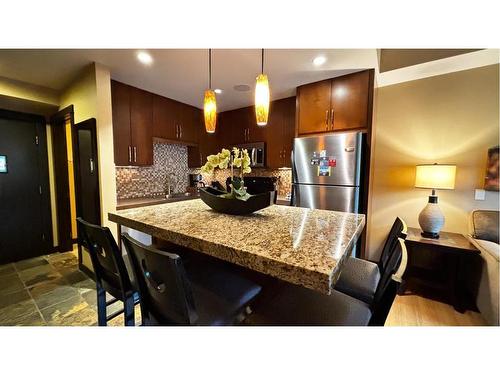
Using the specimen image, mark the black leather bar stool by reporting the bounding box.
[250,237,408,326]
[121,233,262,326]
[77,218,139,326]
[334,217,408,304]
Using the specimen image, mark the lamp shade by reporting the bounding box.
[204,89,217,133]
[255,73,270,126]
[415,164,456,190]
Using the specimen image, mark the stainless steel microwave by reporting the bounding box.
[235,142,265,168]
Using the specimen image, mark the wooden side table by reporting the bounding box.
[399,227,481,313]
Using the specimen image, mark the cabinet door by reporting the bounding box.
[217,111,235,149]
[153,95,177,140]
[130,87,153,166]
[297,79,331,135]
[330,70,370,131]
[265,99,284,169]
[111,80,132,166]
[247,106,266,142]
[180,104,200,144]
[281,97,296,168]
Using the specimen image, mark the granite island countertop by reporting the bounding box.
[109,199,365,294]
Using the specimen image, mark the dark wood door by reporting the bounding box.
[297,79,331,135]
[217,111,236,149]
[330,70,370,131]
[0,112,52,263]
[111,80,132,166]
[130,86,153,166]
[152,95,177,140]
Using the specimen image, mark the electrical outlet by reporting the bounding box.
[474,189,486,200]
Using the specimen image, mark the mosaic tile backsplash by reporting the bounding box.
[116,143,190,199]
[116,143,292,199]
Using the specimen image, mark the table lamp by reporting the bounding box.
[415,163,456,239]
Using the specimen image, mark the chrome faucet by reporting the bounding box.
[165,173,177,198]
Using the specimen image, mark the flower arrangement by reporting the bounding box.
[200,147,252,201]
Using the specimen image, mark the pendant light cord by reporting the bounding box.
[209,49,212,89]
[261,48,264,74]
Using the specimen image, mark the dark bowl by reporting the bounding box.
[199,187,275,215]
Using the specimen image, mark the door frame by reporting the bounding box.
[50,105,75,252]
[72,118,101,279]
[72,117,101,224]
[0,108,53,259]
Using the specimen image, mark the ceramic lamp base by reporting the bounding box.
[418,195,445,239]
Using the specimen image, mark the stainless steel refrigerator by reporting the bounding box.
[291,131,363,213]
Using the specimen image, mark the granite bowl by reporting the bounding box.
[199,187,275,215]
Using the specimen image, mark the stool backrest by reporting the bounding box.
[121,233,198,325]
[77,217,133,298]
[370,237,408,326]
[378,217,408,272]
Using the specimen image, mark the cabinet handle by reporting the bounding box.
[179,124,183,139]
[133,146,137,163]
[128,146,132,163]
[325,110,329,130]
[330,109,334,130]
[176,124,179,138]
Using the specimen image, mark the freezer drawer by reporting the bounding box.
[292,184,359,213]
[293,132,362,186]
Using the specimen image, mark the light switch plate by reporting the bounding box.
[475,189,486,200]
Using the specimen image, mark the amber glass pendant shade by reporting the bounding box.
[204,89,217,133]
[255,73,270,126]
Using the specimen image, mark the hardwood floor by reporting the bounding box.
[385,294,486,326]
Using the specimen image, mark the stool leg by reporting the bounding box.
[97,287,107,326]
[124,296,135,326]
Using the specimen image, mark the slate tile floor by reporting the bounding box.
[0,249,140,326]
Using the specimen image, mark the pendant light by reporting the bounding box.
[255,48,270,126]
[204,49,217,133]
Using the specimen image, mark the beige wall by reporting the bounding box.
[367,64,500,260]
[59,63,117,235]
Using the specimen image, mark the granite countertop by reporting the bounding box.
[109,199,365,295]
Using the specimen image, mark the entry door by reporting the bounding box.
[73,118,101,225]
[0,112,52,264]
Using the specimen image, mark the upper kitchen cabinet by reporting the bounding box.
[129,86,153,166]
[296,69,374,136]
[266,97,296,169]
[179,104,200,144]
[153,94,200,144]
[111,80,153,166]
[152,95,178,140]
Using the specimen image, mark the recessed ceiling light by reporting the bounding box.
[214,88,223,94]
[313,56,327,66]
[137,51,153,65]
[234,84,251,92]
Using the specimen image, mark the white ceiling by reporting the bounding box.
[0,49,379,111]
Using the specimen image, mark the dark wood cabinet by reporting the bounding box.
[129,86,153,166]
[266,97,295,168]
[296,69,374,136]
[111,80,153,166]
[153,95,177,140]
[153,95,200,144]
[111,80,132,166]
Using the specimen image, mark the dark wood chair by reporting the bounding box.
[76,218,138,326]
[250,237,408,326]
[121,233,262,326]
[334,217,408,304]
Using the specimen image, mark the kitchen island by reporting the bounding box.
[109,199,365,295]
